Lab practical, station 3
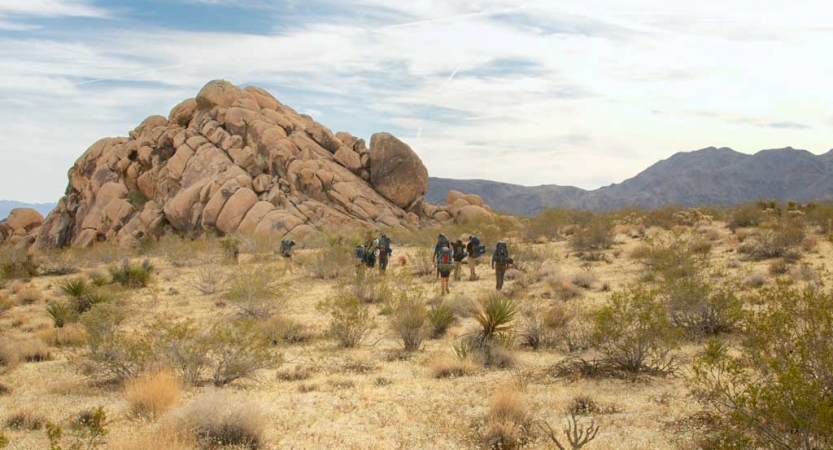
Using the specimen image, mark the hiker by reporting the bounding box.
[491,241,514,291]
[365,238,379,268]
[279,239,296,273]
[451,239,467,281]
[466,235,484,280]
[437,245,454,295]
[378,234,392,272]
[433,233,450,276]
[355,244,367,275]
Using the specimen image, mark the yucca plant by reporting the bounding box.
[109,259,153,289]
[428,303,456,338]
[473,294,518,346]
[46,302,77,328]
[59,278,92,301]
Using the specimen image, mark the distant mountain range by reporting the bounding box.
[0,201,56,221]
[427,147,833,215]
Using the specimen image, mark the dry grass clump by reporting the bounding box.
[445,294,476,318]
[223,267,284,319]
[428,354,477,379]
[276,365,315,382]
[744,271,767,289]
[318,291,377,348]
[479,391,533,450]
[0,247,38,280]
[173,392,266,449]
[5,409,46,430]
[110,427,195,450]
[299,238,355,279]
[14,286,42,305]
[14,338,52,362]
[427,300,457,338]
[571,271,596,290]
[36,323,87,347]
[259,316,313,345]
[544,275,582,301]
[124,370,182,419]
[389,287,429,351]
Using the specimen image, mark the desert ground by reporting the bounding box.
[1,207,830,450]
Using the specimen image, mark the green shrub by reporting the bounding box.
[456,295,519,368]
[0,432,7,448]
[223,268,284,319]
[204,320,281,387]
[592,286,680,374]
[692,286,833,450]
[318,292,376,348]
[300,237,355,279]
[152,320,210,386]
[109,259,153,289]
[81,303,151,381]
[59,278,109,313]
[571,215,615,252]
[348,272,392,304]
[218,236,241,264]
[46,406,108,450]
[738,221,805,261]
[728,203,765,230]
[411,247,435,277]
[664,276,743,336]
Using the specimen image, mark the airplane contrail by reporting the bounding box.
[380,5,528,30]
[438,62,462,93]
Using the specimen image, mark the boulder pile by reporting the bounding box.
[0,208,44,248]
[33,80,497,248]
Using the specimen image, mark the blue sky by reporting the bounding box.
[0,0,831,202]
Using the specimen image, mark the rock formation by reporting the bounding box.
[32,80,496,248]
[0,208,44,248]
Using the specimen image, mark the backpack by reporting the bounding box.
[470,236,486,257]
[494,242,511,264]
[379,235,391,255]
[452,240,467,261]
[438,247,454,271]
[355,245,366,260]
[280,240,295,257]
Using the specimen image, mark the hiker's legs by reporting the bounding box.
[454,261,462,281]
[379,254,388,272]
[469,257,478,280]
[496,265,506,290]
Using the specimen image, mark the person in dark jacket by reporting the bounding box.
[491,241,512,291]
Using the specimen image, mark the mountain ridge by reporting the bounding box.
[426,147,833,215]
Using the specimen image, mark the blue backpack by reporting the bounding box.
[355,245,366,260]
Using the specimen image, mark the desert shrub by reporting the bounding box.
[738,221,805,261]
[5,410,46,430]
[0,295,11,315]
[0,247,38,280]
[204,320,281,387]
[46,301,78,328]
[154,234,207,268]
[300,237,354,279]
[429,354,477,379]
[0,341,19,369]
[728,203,764,230]
[46,406,108,450]
[692,286,833,450]
[14,286,42,305]
[59,278,110,314]
[37,324,87,347]
[176,392,266,449]
[124,370,181,419]
[544,275,582,301]
[768,258,790,276]
[153,320,210,386]
[511,244,553,273]
[411,247,435,277]
[218,236,241,264]
[744,271,767,289]
[537,413,600,450]
[390,295,429,352]
[189,261,227,296]
[223,267,284,319]
[446,294,476,318]
[318,291,377,348]
[635,235,702,282]
[428,302,456,338]
[109,259,153,289]
[455,295,519,368]
[664,276,743,336]
[519,310,545,350]
[82,303,151,381]
[592,286,680,374]
[16,339,51,362]
[479,391,532,450]
[0,433,7,448]
[571,215,615,252]
[523,208,574,241]
[259,316,312,345]
[348,272,392,304]
[571,271,596,290]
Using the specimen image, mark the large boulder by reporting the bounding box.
[6,209,44,233]
[369,133,428,209]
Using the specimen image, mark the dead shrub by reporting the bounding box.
[36,323,87,347]
[223,267,285,319]
[348,272,392,304]
[189,261,227,296]
[318,291,377,348]
[300,238,355,280]
[204,320,281,387]
[124,370,182,419]
[175,392,266,449]
[480,391,532,450]
[5,410,46,430]
[259,316,312,345]
[429,354,477,379]
[389,283,429,351]
[571,271,596,290]
[16,339,51,362]
[14,287,42,305]
[768,259,790,276]
[738,223,805,261]
[744,271,767,289]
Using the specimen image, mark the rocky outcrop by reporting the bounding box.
[0,208,44,247]
[34,80,444,248]
[416,189,496,225]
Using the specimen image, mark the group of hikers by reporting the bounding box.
[283,231,513,293]
[433,233,513,294]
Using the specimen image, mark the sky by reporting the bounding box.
[0,0,831,203]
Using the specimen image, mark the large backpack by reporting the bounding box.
[379,235,391,255]
[355,245,366,260]
[280,240,295,257]
[438,247,454,271]
[452,240,467,261]
[470,236,486,257]
[494,241,511,264]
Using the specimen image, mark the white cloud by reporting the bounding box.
[0,0,108,18]
[1,0,832,202]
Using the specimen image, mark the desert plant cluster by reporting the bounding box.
[1,201,833,449]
